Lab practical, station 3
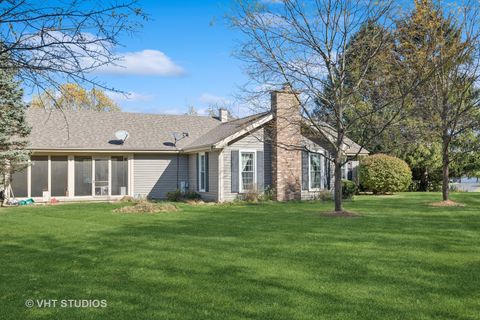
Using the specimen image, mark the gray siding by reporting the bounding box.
[188,151,219,201]
[222,128,268,201]
[133,154,188,199]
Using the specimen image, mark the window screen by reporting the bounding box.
[75,156,92,196]
[111,156,128,195]
[51,156,68,197]
[11,167,28,197]
[31,156,48,197]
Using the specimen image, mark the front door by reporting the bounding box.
[94,158,109,196]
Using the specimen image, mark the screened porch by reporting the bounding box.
[10,154,132,201]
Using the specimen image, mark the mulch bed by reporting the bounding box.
[320,211,362,218]
[429,200,465,207]
[114,201,180,214]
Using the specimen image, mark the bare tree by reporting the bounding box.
[231,0,422,212]
[0,0,145,94]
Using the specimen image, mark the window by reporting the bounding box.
[240,151,256,192]
[347,161,353,181]
[31,156,48,197]
[309,153,322,190]
[198,153,206,192]
[51,156,68,197]
[112,156,128,195]
[75,156,92,196]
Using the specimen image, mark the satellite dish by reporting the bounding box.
[115,130,129,143]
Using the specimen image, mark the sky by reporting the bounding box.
[93,0,250,116]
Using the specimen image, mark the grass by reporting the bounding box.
[0,192,479,320]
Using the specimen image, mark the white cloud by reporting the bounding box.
[96,49,184,76]
[198,93,231,106]
[106,91,154,103]
[20,31,184,77]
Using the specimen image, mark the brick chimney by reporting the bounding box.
[219,108,229,123]
[271,84,302,201]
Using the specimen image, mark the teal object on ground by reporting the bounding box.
[18,200,27,205]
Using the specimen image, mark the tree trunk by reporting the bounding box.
[2,164,11,206]
[334,105,344,213]
[334,155,343,212]
[442,136,450,201]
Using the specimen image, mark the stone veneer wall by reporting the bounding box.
[271,85,302,201]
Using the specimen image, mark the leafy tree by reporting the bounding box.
[397,0,480,202]
[0,55,30,204]
[31,83,120,112]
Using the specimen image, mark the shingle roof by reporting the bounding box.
[26,108,221,151]
[186,112,271,149]
[303,121,369,156]
[26,109,367,155]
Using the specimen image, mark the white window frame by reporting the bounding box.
[239,149,257,193]
[308,152,323,191]
[198,152,206,192]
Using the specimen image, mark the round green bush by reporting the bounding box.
[342,180,357,200]
[360,154,412,194]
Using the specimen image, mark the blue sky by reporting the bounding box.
[95,0,248,115]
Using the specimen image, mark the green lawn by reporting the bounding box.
[0,193,479,320]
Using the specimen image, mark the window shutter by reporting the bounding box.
[205,152,209,192]
[196,153,199,191]
[231,150,239,193]
[256,151,264,191]
[302,150,309,190]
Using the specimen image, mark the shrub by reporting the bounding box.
[242,188,260,202]
[316,190,333,201]
[236,185,274,202]
[166,189,183,202]
[184,191,201,200]
[342,180,357,200]
[258,186,275,201]
[166,190,201,202]
[360,154,412,194]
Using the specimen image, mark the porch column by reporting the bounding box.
[67,155,75,197]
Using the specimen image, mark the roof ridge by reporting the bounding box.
[26,108,221,119]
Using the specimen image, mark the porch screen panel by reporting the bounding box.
[51,156,68,196]
[111,156,128,195]
[31,156,48,197]
[75,156,92,196]
[11,167,28,197]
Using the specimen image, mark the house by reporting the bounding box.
[10,86,368,202]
